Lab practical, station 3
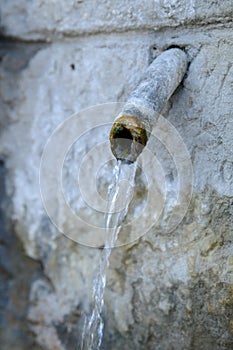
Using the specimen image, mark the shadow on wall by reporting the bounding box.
[0,34,44,350]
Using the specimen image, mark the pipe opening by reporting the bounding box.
[110,115,148,163]
[112,125,133,141]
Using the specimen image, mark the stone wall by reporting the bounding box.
[0,1,233,349]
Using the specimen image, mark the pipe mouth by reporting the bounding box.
[109,115,148,163]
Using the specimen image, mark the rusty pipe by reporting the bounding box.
[109,48,188,163]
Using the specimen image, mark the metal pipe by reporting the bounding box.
[109,48,188,163]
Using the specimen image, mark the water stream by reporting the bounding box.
[81,159,138,350]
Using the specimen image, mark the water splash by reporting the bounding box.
[81,160,137,349]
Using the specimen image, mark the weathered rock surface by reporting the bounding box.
[0,1,232,349]
[1,0,233,41]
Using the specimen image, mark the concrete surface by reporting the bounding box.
[0,1,232,349]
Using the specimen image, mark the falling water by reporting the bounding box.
[81,159,138,350]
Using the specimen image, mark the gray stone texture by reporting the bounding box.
[1,0,233,40]
[0,1,233,349]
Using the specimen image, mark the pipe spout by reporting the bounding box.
[109,48,188,163]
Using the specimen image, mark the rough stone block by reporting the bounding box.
[1,0,232,40]
[0,20,233,350]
